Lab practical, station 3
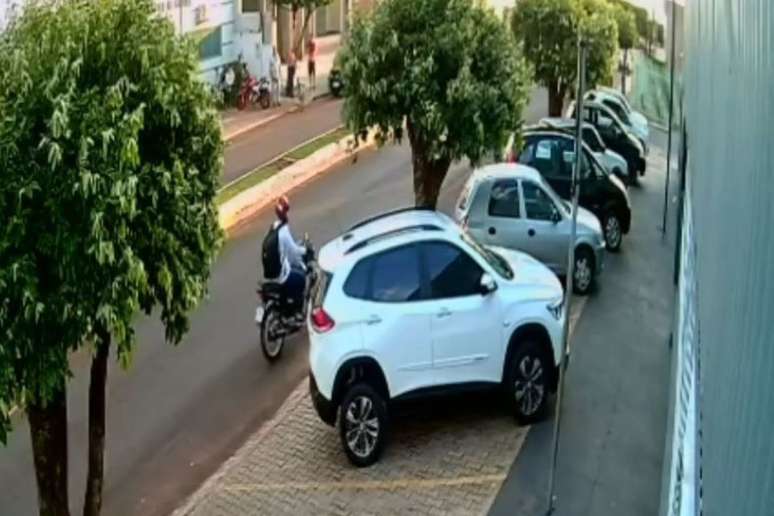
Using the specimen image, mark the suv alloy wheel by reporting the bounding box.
[507,339,550,425]
[338,383,389,467]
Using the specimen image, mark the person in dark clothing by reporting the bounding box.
[286,50,297,98]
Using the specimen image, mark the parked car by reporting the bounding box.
[534,118,629,183]
[517,129,631,251]
[588,87,650,151]
[308,208,566,466]
[455,163,604,295]
[566,100,646,184]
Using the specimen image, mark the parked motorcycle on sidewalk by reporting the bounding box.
[237,75,272,111]
[255,237,318,362]
[328,69,345,98]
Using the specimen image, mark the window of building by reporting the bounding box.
[197,26,222,60]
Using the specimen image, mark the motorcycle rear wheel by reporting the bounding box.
[260,304,285,362]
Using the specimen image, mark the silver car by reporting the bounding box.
[455,163,605,295]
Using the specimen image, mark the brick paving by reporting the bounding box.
[175,304,586,516]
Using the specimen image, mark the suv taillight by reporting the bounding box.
[311,307,335,333]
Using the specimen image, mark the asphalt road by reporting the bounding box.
[222,97,344,185]
[0,87,548,516]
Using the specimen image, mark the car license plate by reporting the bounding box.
[255,306,264,325]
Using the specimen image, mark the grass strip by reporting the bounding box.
[216,127,350,205]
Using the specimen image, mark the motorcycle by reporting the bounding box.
[237,75,272,111]
[255,237,318,362]
[328,69,344,98]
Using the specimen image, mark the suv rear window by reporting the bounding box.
[343,259,370,299]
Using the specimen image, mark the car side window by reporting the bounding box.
[602,99,630,125]
[519,137,566,179]
[582,127,604,152]
[343,258,371,299]
[522,181,558,221]
[420,242,483,299]
[488,179,520,218]
[370,245,424,303]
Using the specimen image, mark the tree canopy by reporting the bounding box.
[0,0,222,512]
[340,0,531,207]
[613,5,638,50]
[512,0,618,115]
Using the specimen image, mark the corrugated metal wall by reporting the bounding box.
[681,1,774,514]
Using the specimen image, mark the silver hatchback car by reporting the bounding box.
[455,163,605,295]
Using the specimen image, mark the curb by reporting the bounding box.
[218,130,376,233]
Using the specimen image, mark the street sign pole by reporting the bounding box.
[546,36,586,516]
[662,0,678,236]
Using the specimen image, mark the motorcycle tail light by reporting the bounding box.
[311,307,335,333]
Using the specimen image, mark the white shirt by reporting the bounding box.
[273,221,306,283]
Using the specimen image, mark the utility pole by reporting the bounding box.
[662,0,677,236]
[546,36,586,516]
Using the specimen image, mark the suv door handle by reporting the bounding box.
[528,228,536,237]
[365,315,382,325]
[437,307,452,318]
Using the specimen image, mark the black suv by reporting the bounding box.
[569,101,646,184]
[517,130,632,251]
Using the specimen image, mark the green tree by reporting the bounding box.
[512,0,618,116]
[613,5,637,93]
[274,0,334,57]
[0,0,223,514]
[339,0,530,208]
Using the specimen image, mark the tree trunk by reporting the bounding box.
[83,336,110,516]
[621,48,628,95]
[28,385,70,516]
[548,81,565,117]
[294,10,314,57]
[407,119,451,209]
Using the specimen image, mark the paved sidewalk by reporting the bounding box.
[220,34,340,142]
[488,130,677,516]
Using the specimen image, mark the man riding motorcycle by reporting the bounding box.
[262,195,306,320]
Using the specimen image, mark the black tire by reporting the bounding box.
[338,383,389,467]
[260,304,285,362]
[259,92,271,110]
[603,211,623,252]
[572,246,595,296]
[506,339,551,425]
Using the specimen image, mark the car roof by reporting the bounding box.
[534,117,599,133]
[470,162,543,183]
[318,208,459,272]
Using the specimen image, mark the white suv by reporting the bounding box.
[307,208,566,466]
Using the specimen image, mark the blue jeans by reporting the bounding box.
[282,268,305,315]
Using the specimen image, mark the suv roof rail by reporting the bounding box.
[347,206,436,232]
[345,224,441,255]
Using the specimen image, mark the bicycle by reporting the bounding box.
[294,77,307,109]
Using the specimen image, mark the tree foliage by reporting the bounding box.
[512,0,618,115]
[613,5,637,50]
[340,0,530,207]
[0,0,222,511]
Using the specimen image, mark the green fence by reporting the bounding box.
[629,52,683,127]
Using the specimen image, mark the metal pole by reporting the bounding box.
[662,0,677,236]
[546,37,586,516]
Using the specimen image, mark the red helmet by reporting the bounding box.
[275,195,290,219]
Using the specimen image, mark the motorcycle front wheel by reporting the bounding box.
[260,304,285,362]
[259,92,271,110]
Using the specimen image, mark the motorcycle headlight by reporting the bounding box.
[547,297,564,321]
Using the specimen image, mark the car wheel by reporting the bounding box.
[339,383,388,467]
[572,247,594,295]
[260,304,285,362]
[603,212,623,252]
[507,340,550,425]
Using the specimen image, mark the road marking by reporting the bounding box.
[222,474,507,493]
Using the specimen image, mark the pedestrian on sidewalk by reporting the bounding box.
[306,38,317,90]
[286,50,297,98]
[270,46,281,106]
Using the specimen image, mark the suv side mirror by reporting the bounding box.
[551,208,562,224]
[479,273,497,295]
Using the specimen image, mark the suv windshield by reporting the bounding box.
[460,230,514,279]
